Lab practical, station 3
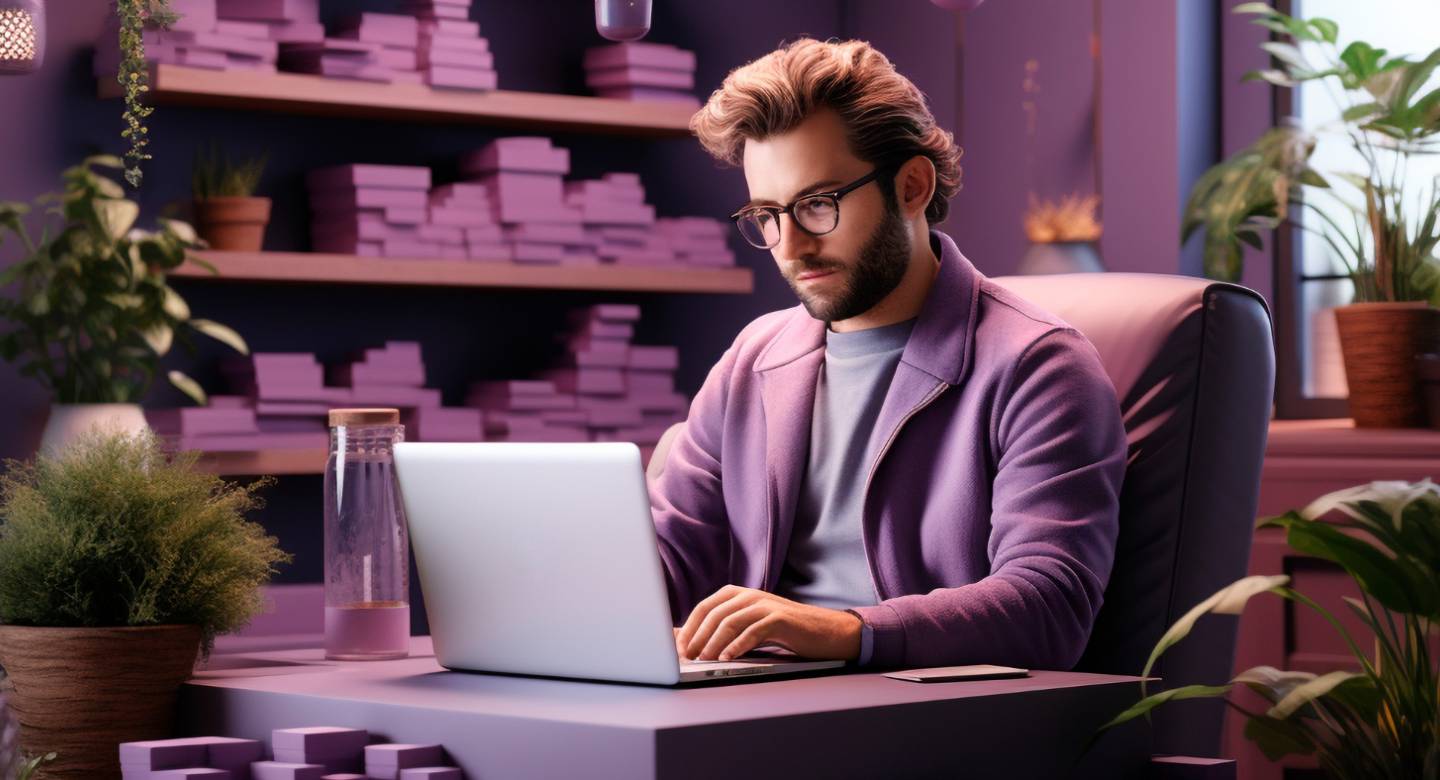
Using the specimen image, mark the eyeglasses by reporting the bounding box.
[729,166,890,250]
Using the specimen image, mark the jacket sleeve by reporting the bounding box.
[648,343,737,625]
[850,327,1126,670]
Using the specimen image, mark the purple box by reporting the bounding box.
[608,249,680,267]
[330,364,425,388]
[418,223,465,244]
[509,242,565,264]
[382,239,443,257]
[147,407,259,436]
[418,48,494,69]
[320,776,367,780]
[628,345,679,371]
[538,368,625,396]
[575,202,656,226]
[120,739,209,771]
[217,0,318,21]
[256,417,327,433]
[464,242,513,262]
[398,770,461,780]
[311,188,428,210]
[490,202,583,225]
[419,33,490,55]
[334,13,419,48]
[364,745,446,780]
[254,401,331,416]
[503,223,586,245]
[463,225,503,244]
[583,42,696,73]
[250,762,326,780]
[375,47,420,70]
[151,770,232,779]
[429,205,495,227]
[573,303,642,323]
[626,370,674,394]
[538,409,589,426]
[593,87,700,107]
[400,1,470,20]
[460,139,569,176]
[405,407,483,442]
[565,180,645,205]
[468,171,564,207]
[585,66,694,90]
[165,0,218,32]
[563,348,630,370]
[572,321,634,342]
[308,165,431,192]
[418,19,479,37]
[346,386,442,407]
[430,182,491,205]
[284,57,394,82]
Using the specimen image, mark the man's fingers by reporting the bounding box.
[683,590,760,659]
[697,605,768,661]
[718,614,780,662]
[675,585,740,654]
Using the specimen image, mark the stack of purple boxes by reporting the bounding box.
[457,137,587,265]
[213,0,325,46]
[466,303,689,450]
[308,165,437,258]
[656,217,737,267]
[93,0,285,76]
[582,42,699,107]
[330,342,483,442]
[119,729,463,779]
[409,1,497,91]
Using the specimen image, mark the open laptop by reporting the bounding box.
[392,441,847,686]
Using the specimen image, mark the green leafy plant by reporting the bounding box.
[0,430,291,653]
[116,0,177,189]
[1097,480,1440,777]
[13,752,55,780]
[0,155,248,405]
[192,142,269,200]
[1184,3,1440,302]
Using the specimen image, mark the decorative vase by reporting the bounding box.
[193,196,271,252]
[1016,241,1104,275]
[38,403,148,455]
[0,624,201,780]
[1334,302,1440,428]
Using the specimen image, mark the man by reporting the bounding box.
[652,38,1127,670]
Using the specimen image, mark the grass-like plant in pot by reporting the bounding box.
[0,155,249,454]
[1186,4,1440,427]
[191,142,270,252]
[1096,480,1440,777]
[0,430,290,779]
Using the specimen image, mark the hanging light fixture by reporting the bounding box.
[595,0,651,42]
[0,0,43,75]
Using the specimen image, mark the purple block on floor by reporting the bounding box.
[120,739,209,771]
[583,42,696,72]
[364,745,446,780]
[418,46,493,69]
[150,770,232,779]
[626,370,675,394]
[585,66,695,90]
[628,345,679,370]
[249,762,326,780]
[539,368,625,396]
[418,19,479,37]
[459,139,569,176]
[311,188,428,211]
[308,165,431,192]
[398,769,461,780]
[425,65,497,90]
[593,87,700,107]
[334,13,419,48]
[217,0,318,21]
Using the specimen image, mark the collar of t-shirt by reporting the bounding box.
[824,317,917,359]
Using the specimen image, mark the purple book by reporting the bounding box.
[576,202,656,226]
[596,226,650,244]
[469,171,564,205]
[503,223,586,245]
[677,252,738,267]
[418,19,480,37]
[465,243,514,262]
[333,13,419,48]
[430,182,491,204]
[626,370,675,394]
[270,726,368,759]
[428,205,495,227]
[582,42,696,72]
[463,225,504,243]
[418,224,465,244]
[509,242,565,264]
[489,202,583,225]
[253,20,326,43]
[538,368,625,396]
[254,401,331,416]
[374,47,420,70]
[418,34,491,55]
[565,180,645,204]
[599,246,674,265]
[311,188,428,210]
[283,57,395,83]
[562,348,630,370]
[592,86,700,106]
[249,762,326,780]
[381,239,443,257]
[560,252,601,266]
[459,140,569,176]
[585,66,695,90]
[482,412,551,434]
[280,38,378,57]
[538,409,589,426]
[256,417,327,433]
[471,379,558,395]
[400,1,470,21]
[216,0,319,22]
[572,320,634,341]
[166,0,218,31]
[120,739,211,771]
[331,364,425,388]
[418,48,493,69]
[308,165,431,192]
[312,221,422,243]
[628,346,679,370]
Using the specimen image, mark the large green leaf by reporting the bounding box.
[187,318,249,355]
[1097,684,1233,733]
[94,199,139,241]
[167,370,208,406]
[1142,574,1290,681]
[1232,665,1317,704]
[1244,714,1317,761]
[1267,670,1363,719]
[1273,513,1433,616]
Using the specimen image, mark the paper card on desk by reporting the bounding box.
[882,664,1029,683]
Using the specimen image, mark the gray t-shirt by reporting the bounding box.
[774,316,917,609]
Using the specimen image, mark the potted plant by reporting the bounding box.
[1017,193,1105,274]
[1097,479,1439,776]
[1184,4,1440,427]
[191,143,270,252]
[0,430,291,779]
[0,155,249,454]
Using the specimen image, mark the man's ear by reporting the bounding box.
[895,156,937,220]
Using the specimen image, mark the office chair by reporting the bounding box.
[647,273,1275,758]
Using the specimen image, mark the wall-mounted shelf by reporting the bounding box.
[172,251,753,294]
[97,64,697,137]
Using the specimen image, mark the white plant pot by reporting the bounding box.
[38,403,149,455]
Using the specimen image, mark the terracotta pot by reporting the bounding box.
[1335,302,1440,428]
[193,196,271,252]
[0,624,201,779]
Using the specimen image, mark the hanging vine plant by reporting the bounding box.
[115,0,177,189]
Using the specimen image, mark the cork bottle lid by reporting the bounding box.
[328,408,400,427]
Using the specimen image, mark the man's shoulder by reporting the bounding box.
[728,305,808,356]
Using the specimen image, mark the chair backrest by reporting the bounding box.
[992,272,1274,757]
[649,273,1275,757]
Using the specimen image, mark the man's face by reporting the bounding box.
[740,110,912,325]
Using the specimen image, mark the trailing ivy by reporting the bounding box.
[115,0,177,189]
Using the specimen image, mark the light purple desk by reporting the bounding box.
[180,637,1149,779]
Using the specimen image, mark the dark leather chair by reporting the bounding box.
[649,272,1275,759]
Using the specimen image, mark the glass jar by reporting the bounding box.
[323,408,410,660]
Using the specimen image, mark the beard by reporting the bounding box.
[784,201,912,325]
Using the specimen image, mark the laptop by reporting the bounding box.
[392,441,848,686]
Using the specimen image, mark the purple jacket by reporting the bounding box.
[649,230,1126,670]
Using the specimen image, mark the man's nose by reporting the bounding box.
[773,212,820,262]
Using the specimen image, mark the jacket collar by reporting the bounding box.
[753,229,980,386]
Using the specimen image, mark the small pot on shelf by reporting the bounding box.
[1335,302,1440,428]
[193,196,271,252]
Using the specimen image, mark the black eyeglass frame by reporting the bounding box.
[729,164,895,249]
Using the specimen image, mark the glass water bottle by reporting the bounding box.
[324,408,410,660]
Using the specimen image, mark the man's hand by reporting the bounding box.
[674,585,863,662]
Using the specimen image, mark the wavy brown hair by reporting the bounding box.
[691,38,962,225]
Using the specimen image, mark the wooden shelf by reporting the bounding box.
[98,64,697,137]
[173,251,753,294]
[194,448,328,476]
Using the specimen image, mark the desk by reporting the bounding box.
[181,637,1149,779]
